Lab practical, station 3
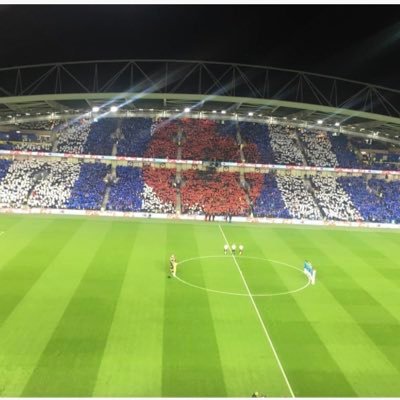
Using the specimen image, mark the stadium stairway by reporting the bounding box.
[101,186,111,211]
[237,123,247,186]
[303,176,326,218]
[175,135,182,214]
[237,124,256,217]
[294,130,309,166]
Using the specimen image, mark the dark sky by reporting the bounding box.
[1,5,400,88]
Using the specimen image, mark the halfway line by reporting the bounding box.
[217,224,295,398]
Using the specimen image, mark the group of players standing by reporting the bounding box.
[224,243,244,255]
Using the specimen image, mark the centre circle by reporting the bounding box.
[175,255,310,297]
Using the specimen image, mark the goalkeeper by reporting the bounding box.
[169,254,177,278]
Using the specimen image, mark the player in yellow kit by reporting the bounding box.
[169,254,177,277]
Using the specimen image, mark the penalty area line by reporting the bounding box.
[217,224,295,398]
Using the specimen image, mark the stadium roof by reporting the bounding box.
[0,59,399,144]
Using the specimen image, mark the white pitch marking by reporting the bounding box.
[218,224,295,398]
[175,255,310,297]
[0,231,4,237]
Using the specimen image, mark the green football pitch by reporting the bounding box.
[0,214,399,397]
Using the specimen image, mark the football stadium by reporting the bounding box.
[0,57,399,398]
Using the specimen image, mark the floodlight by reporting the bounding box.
[16,131,20,134]
[92,106,100,113]
[110,106,118,112]
[25,113,30,116]
[221,110,226,114]
[317,120,323,124]
[184,107,190,113]
[248,112,254,116]
[335,122,340,127]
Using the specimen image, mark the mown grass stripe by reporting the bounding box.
[325,230,400,321]
[263,227,400,397]
[93,221,167,396]
[192,224,292,396]
[223,225,357,397]
[162,223,227,397]
[0,218,83,328]
[282,228,400,393]
[21,221,136,397]
[0,219,111,396]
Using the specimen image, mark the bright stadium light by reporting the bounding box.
[184,107,190,113]
[92,106,100,113]
[317,120,323,124]
[335,122,340,127]
[25,113,30,116]
[110,106,118,112]
[221,110,226,114]
[212,110,217,114]
[248,112,254,116]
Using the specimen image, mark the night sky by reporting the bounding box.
[1,5,400,88]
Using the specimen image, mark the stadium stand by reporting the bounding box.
[239,122,275,164]
[269,125,304,165]
[13,142,52,151]
[66,163,110,210]
[276,175,322,219]
[0,159,79,208]
[368,178,400,223]
[56,118,92,153]
[338,176,391,223]
[27,161,81,208]
[328,133,361,168]
[107,166,143,211]
[144,119,178,159]
[0,159,45,207]
[181,170,249,215]
[298,130,338,167]
[0,143,14,150]
[14,120,60,131]
[215,120,237,138]
[181,119,241,162]
[117,117,153,157]
[311,175,362,221]
[0,159,11,182]
[142,167,176,213]
[83,118,117,155]
[250,172,291,218]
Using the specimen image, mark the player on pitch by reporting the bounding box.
[224,244,229,255]
[169,254,177,277]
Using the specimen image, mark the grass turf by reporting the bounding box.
[0,214,399,397]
